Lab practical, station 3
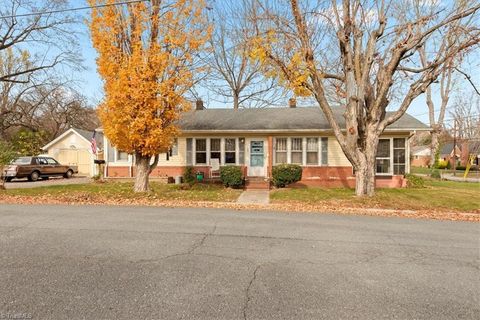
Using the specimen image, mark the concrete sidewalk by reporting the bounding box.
[237,190,270,205]
[441,173,480,183]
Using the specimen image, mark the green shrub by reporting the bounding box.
[436,160,449,169]
[220,166,243,188]
[183,166,196,185]
[430,168,441,179]
[272,164,302,188]
[405,174,424,188]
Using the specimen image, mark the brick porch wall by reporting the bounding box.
[106,165,247,179]
[107,164,405,188]
[292,166,406,188]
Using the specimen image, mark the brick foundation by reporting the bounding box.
[106,164,405,188]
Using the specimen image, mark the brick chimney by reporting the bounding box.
[288,98,296,108]
[195,99,204,111]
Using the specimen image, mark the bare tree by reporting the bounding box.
[410,0,477,165]
[0,79,98,141]
[204,0,285,109]
[450,93,480,141]
[249,0,480,196]
[38,87,99,140]
[0,0,80,84]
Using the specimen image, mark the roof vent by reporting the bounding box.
[195,99,204,111]
[288,98,296,108]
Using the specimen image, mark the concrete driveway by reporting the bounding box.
[4,176,91,189]
[0,205,478,319]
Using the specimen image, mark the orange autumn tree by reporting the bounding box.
[89,0,210,192]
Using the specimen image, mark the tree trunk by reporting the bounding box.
[134,153,151,192]
[354,152,376,197]
[352,131,378,197]
[430,130,440,167]
[233,93,239,110]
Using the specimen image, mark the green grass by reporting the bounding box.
[271,179,480,212]
[2,182,242,202]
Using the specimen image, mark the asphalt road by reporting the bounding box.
[0,205,478,320]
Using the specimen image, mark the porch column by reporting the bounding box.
[268,136,273,178]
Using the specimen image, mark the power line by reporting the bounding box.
[409,105,457,118]
[0,0,148,19]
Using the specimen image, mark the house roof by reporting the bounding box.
[42,128,104,150]
[177,107,429,132]
[440,143,454,155]
[411,145,430,155]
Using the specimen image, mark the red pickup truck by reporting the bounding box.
[3,156,78,182]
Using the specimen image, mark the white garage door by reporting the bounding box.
[57,149,92,176]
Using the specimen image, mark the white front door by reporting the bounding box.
[247,139,266,176]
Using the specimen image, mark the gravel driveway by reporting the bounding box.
[4,176,91,189]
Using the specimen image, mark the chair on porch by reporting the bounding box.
[210,158,220,179]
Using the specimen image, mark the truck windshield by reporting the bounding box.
[12,157,32,165]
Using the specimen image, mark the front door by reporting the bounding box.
[248,140,266,176]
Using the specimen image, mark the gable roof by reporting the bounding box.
[42,128,104,150]
[411,145,430,155]
[178,107,429,132]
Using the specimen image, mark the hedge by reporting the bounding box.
[220,166,244,188]
[272,164,302,188]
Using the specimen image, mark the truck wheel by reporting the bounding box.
[29,171,40,182]
[64,170,73,179]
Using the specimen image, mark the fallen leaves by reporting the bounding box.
[0,193,477,222]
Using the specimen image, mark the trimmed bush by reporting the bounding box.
[436,160,449,169]
[220,166,243,188]
[430,168,441,179]
[272,164,302,188]
[183,166,196,185]
[405,174,424,188]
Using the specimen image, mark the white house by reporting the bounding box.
[42,128,103,177]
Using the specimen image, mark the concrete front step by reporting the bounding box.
[245,177,270,190]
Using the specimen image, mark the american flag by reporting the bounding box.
[91,131,97,155]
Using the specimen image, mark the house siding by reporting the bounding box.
[327,137,351,166]
[104,132,410,188]
[44,131,94,176]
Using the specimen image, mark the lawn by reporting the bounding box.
[1,181,242,203]
[271,179,480,212]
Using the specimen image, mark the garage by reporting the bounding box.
[42,128,103,177]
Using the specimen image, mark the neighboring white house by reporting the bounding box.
[42,128,103,177]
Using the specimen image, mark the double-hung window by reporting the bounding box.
[225,138,236,164]
[195,139,207,164]
[117,150,129,162]
[306,138,318,165]
[321,137,328,165]
[275,138,287,164]
[393,138,406,174]
[291,138,303,164]
[210,138,221,162]
[376,139,391,174]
